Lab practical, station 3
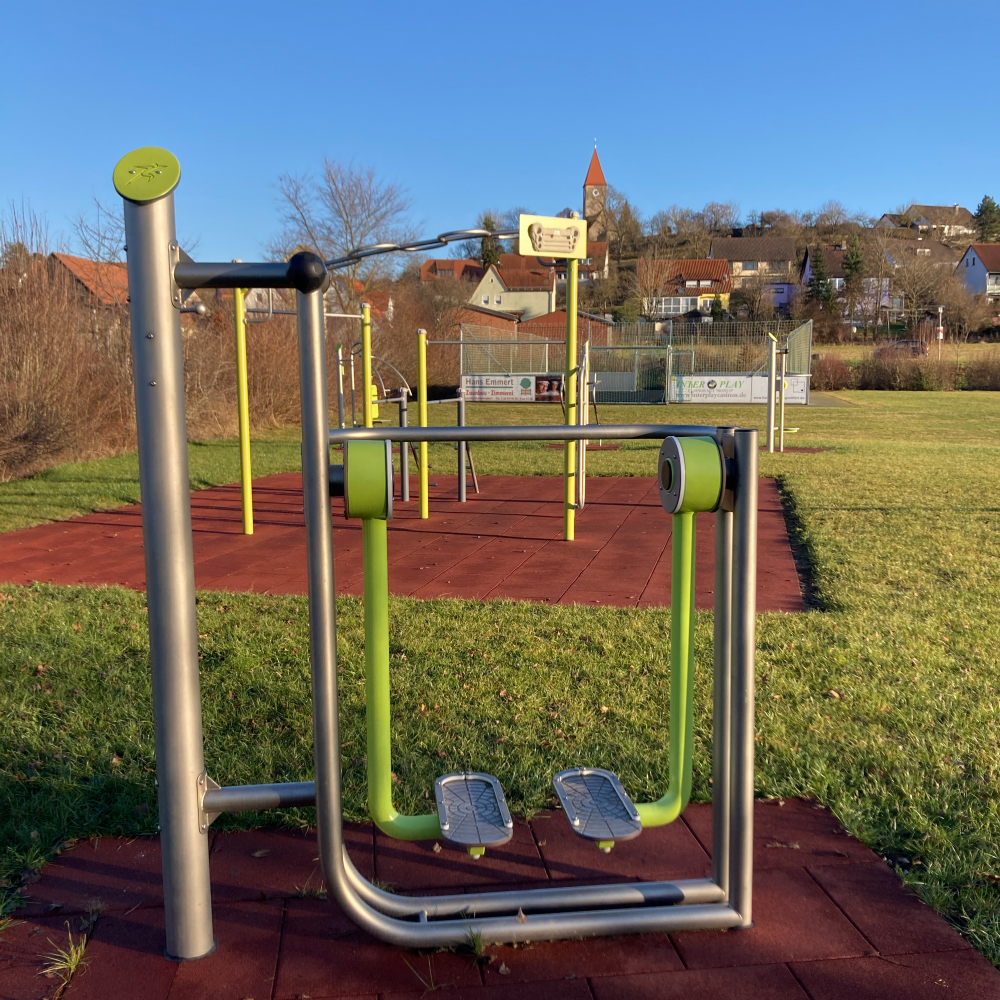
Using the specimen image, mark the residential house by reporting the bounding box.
[639,259,732,318]
[48,253,129,308]
[957,244,1000,303]
[708,237,797,308]
[468,264,555,320]
[802,243,898,321]
[875,204,975,240]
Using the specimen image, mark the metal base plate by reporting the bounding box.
[552,768,643,842]
[434,772,514,848]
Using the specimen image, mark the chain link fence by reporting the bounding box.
[458,320,812,404]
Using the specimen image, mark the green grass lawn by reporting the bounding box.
[3,393,1000,961]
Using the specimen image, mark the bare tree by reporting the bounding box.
[890,245,945,329]
[633,257,673,320]
[271,161,413,314]
[73,197,125,264]
[605,186,643,263]
[730,271,774,321]
[700,201,741,233]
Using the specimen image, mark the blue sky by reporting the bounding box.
[2,0,996,261]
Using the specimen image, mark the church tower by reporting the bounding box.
[583,149,608,239]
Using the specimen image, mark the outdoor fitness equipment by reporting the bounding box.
[114,146,757,960]
[342,432,723,855]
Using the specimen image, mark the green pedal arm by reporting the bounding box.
[637,436,724,827]
[346,441,442,841]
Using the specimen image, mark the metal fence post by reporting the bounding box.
[766,334,776,453]
[399,390,409,503]
[778,350,787,453]
[457,390,467,503]
[336,344,346,429]
[729,428,758,926]
[114,147,215,961]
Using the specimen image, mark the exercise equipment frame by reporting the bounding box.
[115,147,757,960]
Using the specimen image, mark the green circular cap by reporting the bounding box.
[113,147,181,203]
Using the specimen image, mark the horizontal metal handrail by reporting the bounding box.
[329,423,717,444]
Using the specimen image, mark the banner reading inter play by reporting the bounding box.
[669,374,810,404]
[462,374,564,402]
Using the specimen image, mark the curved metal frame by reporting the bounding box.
[120,175,757,958]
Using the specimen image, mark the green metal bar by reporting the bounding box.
[363,517,441,840]
[362,303,373,428]
[233,287,253,534]
[636,510,695,826]
[417,329,429,519]
[564,257,578,541]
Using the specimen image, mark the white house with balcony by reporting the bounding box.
[957,244,1000,303]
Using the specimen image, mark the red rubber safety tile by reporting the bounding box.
[590,963,811,999]
[165,901,284,1000]
[789,950,1000,1000]
[209,825,372,902]
[808,861,971,956]
[670,867,875,969]
[382,982,592,1000]
[21,837,166,916]
[374,817,546,891]
[481,933,682,985]
[682,798,880,870]
[0,912,93,1000]
[274,898,480,998]
[61,905,178,1000]
[530,810,712,883]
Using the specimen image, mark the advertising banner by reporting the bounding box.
[461,374,564,402]
[669,374,810,404]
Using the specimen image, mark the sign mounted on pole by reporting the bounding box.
[518,214,588,259]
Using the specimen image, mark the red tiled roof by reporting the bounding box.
[970,244,1000,271]
[449,305,520,326]
[584,149,606,187]
[49,253,129,306]
[495,269,553,291]
[420,259,485,282]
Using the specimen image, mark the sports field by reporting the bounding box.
[2,393,1000,961]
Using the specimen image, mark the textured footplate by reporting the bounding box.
[552,768,642,842]
[434,772,514,848]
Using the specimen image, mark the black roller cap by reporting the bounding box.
[287,251,329,293]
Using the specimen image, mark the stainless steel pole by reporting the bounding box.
[296,287,342,946]
[766,336,776,453]
[399,390,410,503]
[336,345,346,429]
[729,429,758,927]
[116,153,215,961]
[778,351,787,454]
[712,429,735,896]
[457,390,467,504]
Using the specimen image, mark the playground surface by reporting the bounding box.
[0,474,803,611]
[5,799,996,999]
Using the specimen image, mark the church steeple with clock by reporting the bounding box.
[583,148,608,239]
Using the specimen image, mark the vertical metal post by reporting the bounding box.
[295,285,342,938]
[766,334,776,453]
[116,151,215,961]
[729,428,758,927]
[778,350,787,453]
[336,345,346,430]
[349,352,357,427]
[417,329,429,519]
[398,390,409,503]
[232,286,254,534]
[361,303,373,428]
[712,428,735,896]
[577,341,588,511]
[457,390,467,504]
[564,257,578,541]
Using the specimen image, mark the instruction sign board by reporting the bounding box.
[518,214,588,259]
[669,374,809,404]
[462,374,564,402]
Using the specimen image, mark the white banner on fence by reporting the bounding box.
[461,374,564,402]
[669,374,810,404]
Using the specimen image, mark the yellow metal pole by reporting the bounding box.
[361,302,373,429]
[563,257,578,541]
[233,287,253,534]
[417,329,429,519]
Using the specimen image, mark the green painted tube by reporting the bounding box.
[363,518,441,840]
[636,510,695,827]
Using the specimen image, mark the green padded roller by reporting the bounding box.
[344,440,393,520]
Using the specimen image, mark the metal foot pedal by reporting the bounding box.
[552,768,642,849]
[434,772,514,854]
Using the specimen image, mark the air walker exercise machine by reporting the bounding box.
[114,147,757,960]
